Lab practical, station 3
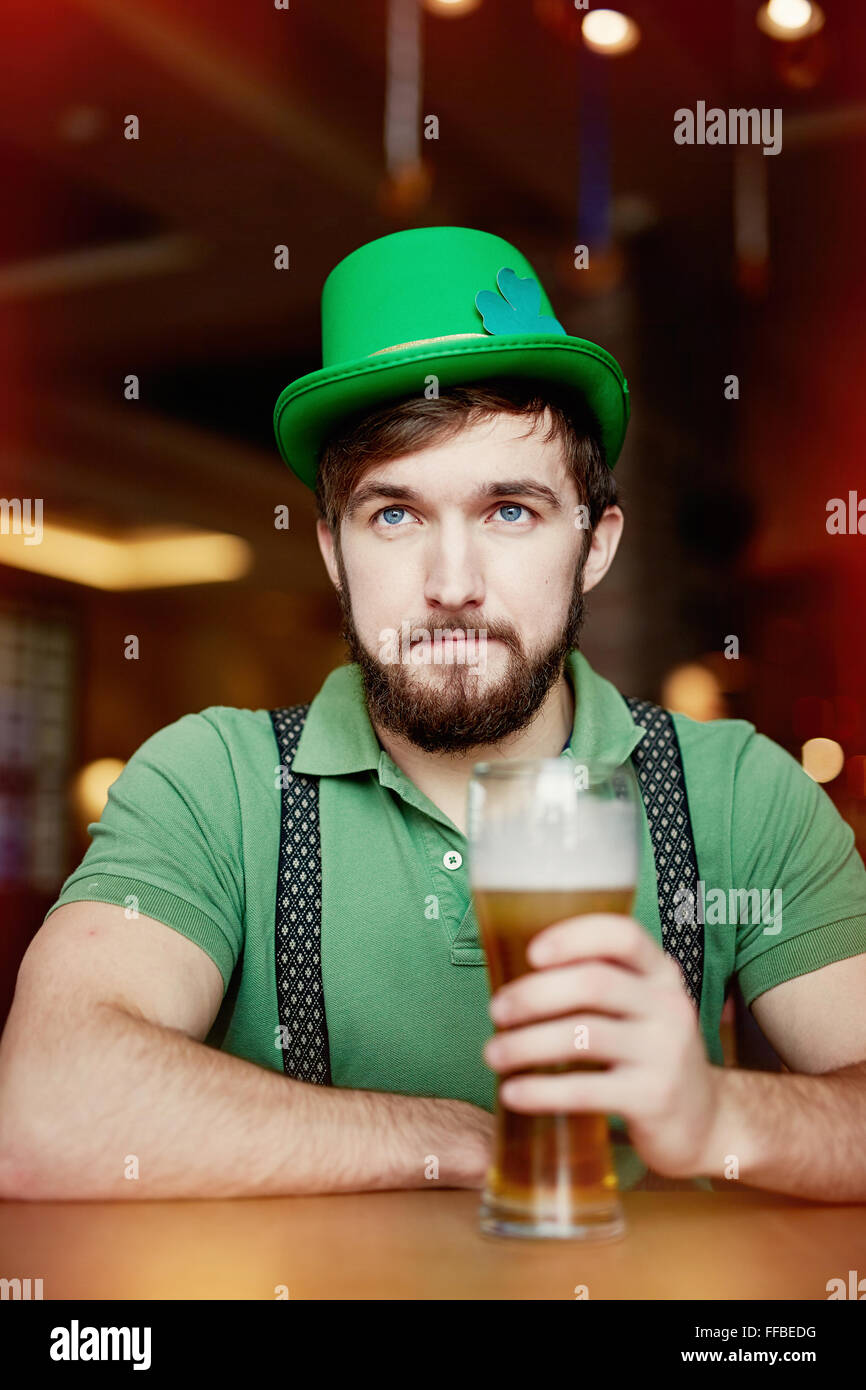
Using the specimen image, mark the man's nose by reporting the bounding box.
[422,528,485,612]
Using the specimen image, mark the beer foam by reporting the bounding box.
[469,801,638,891]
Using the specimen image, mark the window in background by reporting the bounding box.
[0,605,75,892]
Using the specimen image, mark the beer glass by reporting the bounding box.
[467,757,640,1241]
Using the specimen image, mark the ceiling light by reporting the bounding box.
[756,1,825,40]
[422,0,482,15]
[581,9,641,55]
[0,521,253,590]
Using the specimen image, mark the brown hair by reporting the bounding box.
[314,379,620,562]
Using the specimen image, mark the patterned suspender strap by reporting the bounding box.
[269,705,332,1086]
[624,697,704,1009]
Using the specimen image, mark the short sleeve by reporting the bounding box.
[43,711,245,991]
[731,731,866,1007]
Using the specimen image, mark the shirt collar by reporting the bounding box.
[290,648,646,777]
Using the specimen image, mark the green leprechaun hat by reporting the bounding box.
[273,225,630,490]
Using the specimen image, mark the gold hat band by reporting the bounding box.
[368,333,487,356]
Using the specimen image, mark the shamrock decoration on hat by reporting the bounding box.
[475,267,567,337]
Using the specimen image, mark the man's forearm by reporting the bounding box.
[696,1060,866,1201]
[0,1004,493,1200]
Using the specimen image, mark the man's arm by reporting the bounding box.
[698,1059,866,1201]
[0,902,492,1200]
[696,954,866,1201]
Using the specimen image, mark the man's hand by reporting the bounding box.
[482,914,722,1180]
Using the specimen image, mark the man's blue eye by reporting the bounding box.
[380,507,407,525]
[497,504,527,523]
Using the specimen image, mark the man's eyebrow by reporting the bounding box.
[345,478,563,519]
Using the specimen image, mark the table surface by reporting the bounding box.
[1,1188,864,1299]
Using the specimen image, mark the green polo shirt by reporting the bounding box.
[44,650,866,1190]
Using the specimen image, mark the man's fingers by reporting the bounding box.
[484,1012,639,1073]
[499,1066,640,1114]
[489,960,648,1026]
[527,913,673,979]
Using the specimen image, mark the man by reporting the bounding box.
[1,226,865,1203]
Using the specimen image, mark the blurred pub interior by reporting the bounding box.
[1,0,865,1073]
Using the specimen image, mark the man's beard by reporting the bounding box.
[333,548,587,755]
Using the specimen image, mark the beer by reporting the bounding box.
[467,756,640,1240]
[475,887,634,1225]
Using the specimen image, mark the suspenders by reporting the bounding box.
[270,705,332,1086]
[268,697,703,1087]
[623,698,704,1005]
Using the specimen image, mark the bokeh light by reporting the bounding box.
[581,9,641,56]
[661,664,727,722]
[757,1,825,41]
[72,758,126,827]
[801,737,844,783]
[422,0,483,16]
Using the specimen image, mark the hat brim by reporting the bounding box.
[273,333,630,490]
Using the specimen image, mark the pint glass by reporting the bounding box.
[467,757,640,1241]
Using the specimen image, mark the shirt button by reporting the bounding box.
[442,851,463,871]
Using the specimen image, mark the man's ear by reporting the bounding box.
[582,505,624,594]
[316,519,341,591]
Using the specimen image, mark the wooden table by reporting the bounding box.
[2,1187,863,1299]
